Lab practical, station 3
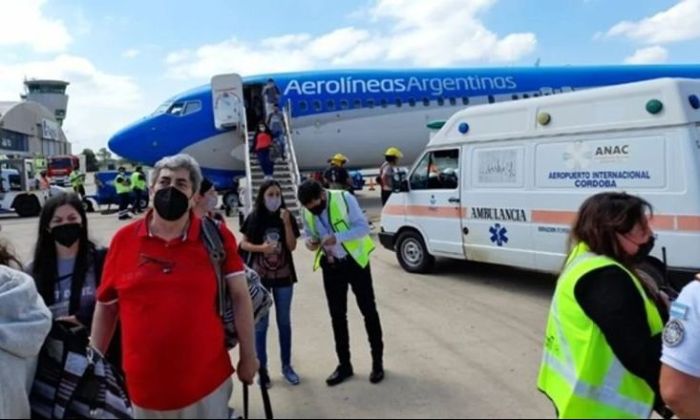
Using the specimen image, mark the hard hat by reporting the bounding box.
[329,153,348,163]
[385,147,403,158]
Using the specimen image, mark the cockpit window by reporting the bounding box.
[153,100,174,115]
[183,101,202,116]
[168,102,186,116]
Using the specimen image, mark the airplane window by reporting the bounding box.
[533,93,540,98]
[462,97,470,105]
[511,94,519,100]
[422,98,430,107]
[183,101,202,116]
[367,99,375,109]
[449,98,457,106]
[168,102,186,116]
[340,100,350,110]
[437,98,445,106]
[488,95,496,104]
[408,98,416,107]
[313,100,322,111]
[327,99,336,110]
[395,98,402,107]
[354,99,362,109]
[380,99,388,108]
[153,100,174,115]
[523,94,530,99]
[298,101,308,111]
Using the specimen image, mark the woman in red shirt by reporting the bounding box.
[255,123,274,180]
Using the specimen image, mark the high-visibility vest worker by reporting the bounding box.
[69,169,85,189]
[114,171,132,194]
[538,242,664,419]
[131,169,147,191]
[303,190,375,272]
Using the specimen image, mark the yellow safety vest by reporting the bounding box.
[538,242,664,419]
[114,173,131,194]
[69,170,84,188]
[131,171,146,191]
[303,190,375,271]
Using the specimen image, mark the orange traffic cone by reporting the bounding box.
[368,176,377,191]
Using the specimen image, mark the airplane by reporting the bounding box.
[108,65,700,197]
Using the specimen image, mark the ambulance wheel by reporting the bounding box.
[396,231,434,273]
[82,198,95,213]
[138,197,149,210]
[15,195,41,218]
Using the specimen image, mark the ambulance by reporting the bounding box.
[379,78,700,287]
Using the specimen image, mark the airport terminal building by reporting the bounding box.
[0,80,71,158]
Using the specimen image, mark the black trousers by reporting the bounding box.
[321,257,384,368]
[132,188,144,213]
[118,193,131,217]
[73,185,86,199]
[381,190,392,206]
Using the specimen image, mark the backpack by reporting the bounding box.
[200,216,273,349]
[29,321,132,419]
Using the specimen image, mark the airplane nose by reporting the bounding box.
[108,123,144,162]
[107,130,129,158]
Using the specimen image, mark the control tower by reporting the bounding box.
[21,79,70,126]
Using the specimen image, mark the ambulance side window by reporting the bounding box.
[410,149,460,190]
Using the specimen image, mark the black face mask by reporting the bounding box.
[635,236,656,260]
[51,223,82,247]
[154,187,190,221]
[308,199,327,216]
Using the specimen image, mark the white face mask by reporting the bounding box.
[265,196,282,213]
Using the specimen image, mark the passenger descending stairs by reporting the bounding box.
[243,105,303,224]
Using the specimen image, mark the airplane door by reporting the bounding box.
[406,148,464,256]
[211,74,245,131]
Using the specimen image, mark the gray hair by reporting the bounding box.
[150,153,202,194]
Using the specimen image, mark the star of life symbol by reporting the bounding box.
[562,142,593,170]
[489,223,508,247]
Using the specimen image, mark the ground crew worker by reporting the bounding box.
[660,280,700,418]
[379,147,402,206]
[69,168,86,199]
[298,180,384,387]
[131,166,147,214]
[115,167,132,220]
[323,154,353,192]
[538,192,670,419]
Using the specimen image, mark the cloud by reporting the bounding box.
[624,46,669,64]
[607,0,700,44]
[122,49,141,59]
[0,55,146,152]
[165,0,537,80]
[0,0,72,52]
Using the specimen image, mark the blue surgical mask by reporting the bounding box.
[265,197,281,213]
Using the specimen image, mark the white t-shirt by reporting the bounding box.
[380,163,394,191]
[661,280,700,377]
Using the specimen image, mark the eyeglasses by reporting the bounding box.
[138,254,175,274]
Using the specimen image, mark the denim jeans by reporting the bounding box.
[256,148,274,177]
[255,286,294,369]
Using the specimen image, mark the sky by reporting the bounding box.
[0,0,699,153]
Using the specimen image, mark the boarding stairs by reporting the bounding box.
[243,103,303,224]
